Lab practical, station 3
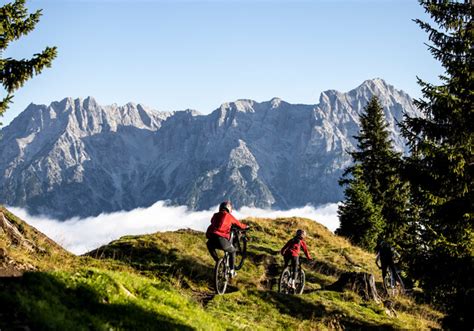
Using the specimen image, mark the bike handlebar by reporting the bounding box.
[231,225,251,232]
[299,257,314,265]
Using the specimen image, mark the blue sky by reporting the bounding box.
[2,0,441,127]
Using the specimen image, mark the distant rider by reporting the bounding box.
[206,201,248,277]
[375,240,401,287]
[281,229,312,288]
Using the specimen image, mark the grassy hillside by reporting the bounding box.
[0,206,72,275]
[0,208,442,330]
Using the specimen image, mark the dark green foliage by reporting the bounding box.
[401,0,473,328]
[337,166,384,251]
[350,96,397,204]
[338,96,410,249]
[353,97,411,244]
[0,0,57,120]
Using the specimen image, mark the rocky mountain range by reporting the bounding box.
[0,78,419,220]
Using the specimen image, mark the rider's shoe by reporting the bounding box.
[230,269,237,278]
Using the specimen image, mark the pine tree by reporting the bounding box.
[0,0,57,122]
[351,97,396,204]
[339,96,411,246]
[336,165,384,251]
[401,1,473,328]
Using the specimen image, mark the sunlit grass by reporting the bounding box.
[0,206,443,330]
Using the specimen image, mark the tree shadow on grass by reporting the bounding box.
[311,260,347,277]
[305,272,335,288]
[252,290,397,330]
[0,272,193,330]
[249,245,279,256]
[254,290,327,320]
[87,241,214,286]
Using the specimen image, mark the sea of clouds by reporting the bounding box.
[8,202,340,255]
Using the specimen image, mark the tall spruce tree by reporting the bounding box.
[336,165,384,250]
[0,0,57,121]
[353,96,411,244]
[337,96,410,248]
[401,1,473,328]
[351,97,396,204]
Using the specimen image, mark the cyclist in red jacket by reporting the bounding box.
[206,201,248,277]
[281,229,312,288]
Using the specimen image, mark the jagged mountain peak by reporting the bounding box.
[269,97,284,108]
[218,99,257,113]
[359,77,390,89]
[215,97,291,121]
[319,78,394,101]
[318,89,345,103]
[0,79,417,219]
[48,96,99,110]
[175,109,201,116]
[351,78,414,105]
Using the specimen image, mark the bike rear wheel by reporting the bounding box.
[215,257,229,295]
[233,235,247,271]
[278,268,291,294]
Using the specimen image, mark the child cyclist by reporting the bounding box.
[281,229,312,288]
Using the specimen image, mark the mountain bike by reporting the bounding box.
[214,226,250,294]
[278,259,306,295]
[383,266,405,297]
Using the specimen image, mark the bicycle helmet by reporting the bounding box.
[296,229,306,238]
[219,201,232,213]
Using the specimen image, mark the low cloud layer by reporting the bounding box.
[8,202,340,255]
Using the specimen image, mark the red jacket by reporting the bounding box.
[281,236,312,259]
[206,211,247,240]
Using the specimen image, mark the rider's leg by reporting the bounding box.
[290,256,298,279]
[217,237,237,270]
[388,262,398,287]
[283,255,290,270]
[290,256,299,288]
[206,238,219,262]
[381,261,389,286]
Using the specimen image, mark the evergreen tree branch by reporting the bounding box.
[0,0,42,49]
[1,46,57,93]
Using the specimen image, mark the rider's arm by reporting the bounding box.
[301,240,312,260]
[281,240,291,255]
[206,213,217,238]
[230,214,248,230]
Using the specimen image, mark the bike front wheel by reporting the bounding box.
[215,257,229,295]
[234,236,247,271]
[278,268,291,294]
[295,269,305,295]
